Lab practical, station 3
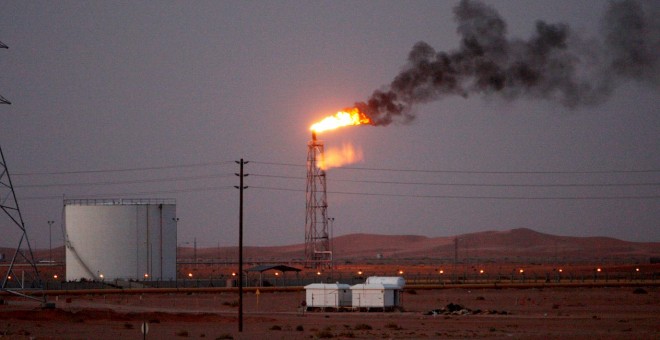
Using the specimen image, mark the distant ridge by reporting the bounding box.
[8,228,659,263]
[184,228,659,262]
[325,228,659,260]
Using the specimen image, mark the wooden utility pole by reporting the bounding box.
[234,159,248,332]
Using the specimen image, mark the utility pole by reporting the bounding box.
[328,217,334,268]
[454,237,458,267]
[48,220,55,263]
[234,159,248,332]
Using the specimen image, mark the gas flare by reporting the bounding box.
[319,143,363,170]
[310,108,371,133]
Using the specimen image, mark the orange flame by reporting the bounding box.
[319,143,363,170]
[310,108,371,133]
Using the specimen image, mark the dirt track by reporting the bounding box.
[1,284,658,339]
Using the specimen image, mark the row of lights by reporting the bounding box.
[94,272,196,280]
[93,267,641,280]
[56,267,644,281]
[6,267,643,282]
[343,267,643,276]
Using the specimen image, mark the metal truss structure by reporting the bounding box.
[1,40,45,303]
[304,132,332,268]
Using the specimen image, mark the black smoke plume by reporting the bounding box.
[355,0,659,126]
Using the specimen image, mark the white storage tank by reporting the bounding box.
[64,199,177,281]
[304,283,352,309]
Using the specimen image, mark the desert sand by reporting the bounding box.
[1,283,659,339]
[2,229,658,339]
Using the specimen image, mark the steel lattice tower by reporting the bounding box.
[305,132,332,268]
[1,40,45,303]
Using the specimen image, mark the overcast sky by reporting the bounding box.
[1,0,658,250]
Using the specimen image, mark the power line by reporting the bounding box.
[249,185,660,200]
[251,161,660,175]
[15,173,235,188]
[251,161,304,168]
[12,161,235,176]
[12,159,660,177]
[13,160,660,200]
[337,166,660,175]
[20,185,236,201]
[250,173,660,188]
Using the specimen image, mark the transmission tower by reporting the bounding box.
[0,40,45,303]
[0,41,9,105]
[305,132,332,268]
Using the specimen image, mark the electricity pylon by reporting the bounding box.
[0,40,45,303]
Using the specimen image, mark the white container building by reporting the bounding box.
[366,276,406,287]
[304,283,352,309]
[351,276,405,310]
[64,199,177,281]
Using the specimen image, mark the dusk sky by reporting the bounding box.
[1,0,658,250]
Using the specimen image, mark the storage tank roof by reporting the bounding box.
[64,198,176,206]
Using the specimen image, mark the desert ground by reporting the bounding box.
[2,229,658,338]
[1,282,658,339]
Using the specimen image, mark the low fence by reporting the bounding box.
[1,270,654,291]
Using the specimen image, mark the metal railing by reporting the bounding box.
[63,198,176,206]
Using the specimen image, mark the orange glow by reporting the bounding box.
[310,108,371,133]
[319,143,363,170]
